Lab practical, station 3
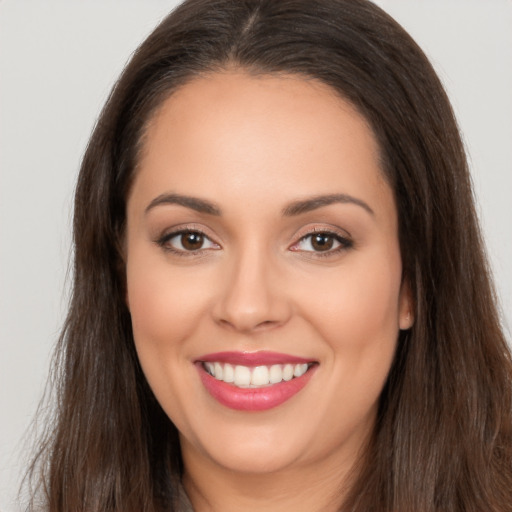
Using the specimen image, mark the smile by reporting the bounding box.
[203,361,310,387]
[196,351,317,411]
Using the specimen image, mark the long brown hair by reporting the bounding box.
[27,0,512,510]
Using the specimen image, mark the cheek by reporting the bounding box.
[127,251,205,342]
[127,270,180,348]
[125,251,213,426]
[297,246,402,418]
[125,249,214,389]
[303,251,403,349]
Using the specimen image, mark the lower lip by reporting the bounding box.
[197,363,316,411]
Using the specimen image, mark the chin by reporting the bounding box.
[205,443,303,475]
[179,415,316,475]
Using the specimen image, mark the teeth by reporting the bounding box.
[203,361,312,387]
[251,366,269,386]
[214,362,223,380]
[205,362,215,376]
[294,363,308,377]
[283,364,294,381]
[223,363,234,382]
[234,365,251,386]
[269,364,283,384]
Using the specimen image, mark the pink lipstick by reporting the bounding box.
[196,351,317,411]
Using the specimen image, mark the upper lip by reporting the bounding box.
[196,351,316,366]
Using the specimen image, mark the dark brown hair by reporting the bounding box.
[27,0,512,510]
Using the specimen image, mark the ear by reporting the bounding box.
[398,279,414,330]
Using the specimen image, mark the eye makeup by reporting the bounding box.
[154,224,353,260]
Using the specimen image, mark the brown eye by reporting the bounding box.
[291,231,352,255]
[158,230,219,254]
[310,233,334,251]
[181,232,204,250]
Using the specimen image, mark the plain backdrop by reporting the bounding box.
[0,1,511,510]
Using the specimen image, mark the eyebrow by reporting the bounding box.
[145,192,374,217]
[145,193,222,215]
[282,194,374,216]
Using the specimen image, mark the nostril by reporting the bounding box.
[256,319,280,329]
[216,317,282,333]
[211,265,293,332]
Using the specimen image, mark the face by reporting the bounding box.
[125,72,413,478]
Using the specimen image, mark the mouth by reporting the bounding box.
[196,351,318,411]
[202,361,312,387]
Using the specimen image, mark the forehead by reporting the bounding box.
[131,71,393,220]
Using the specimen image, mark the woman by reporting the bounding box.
[27,0,512,510]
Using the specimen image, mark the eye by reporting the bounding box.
[158,230,220,253]
[290,231,352,254]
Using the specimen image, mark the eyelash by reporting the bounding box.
[156,228,353,257]
[156,228,219,257]
[291,229,353,257]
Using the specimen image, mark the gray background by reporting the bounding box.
[1,1,511,510]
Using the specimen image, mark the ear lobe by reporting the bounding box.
[398,279,414,330]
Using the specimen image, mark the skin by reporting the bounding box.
[125,71,413,512]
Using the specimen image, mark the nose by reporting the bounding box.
[212,248,292,333]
